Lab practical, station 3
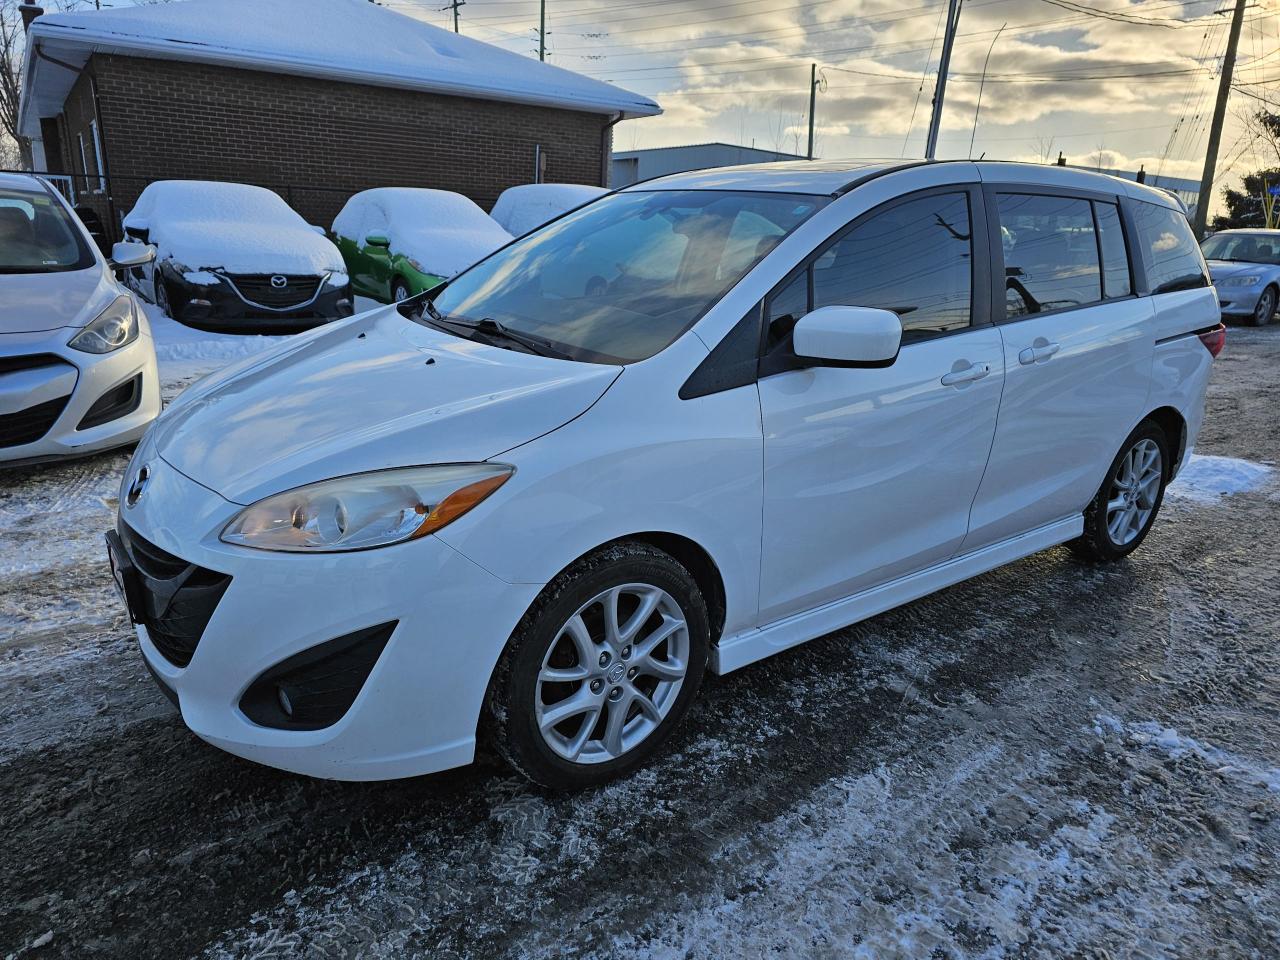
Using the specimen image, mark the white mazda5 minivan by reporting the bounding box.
[108,160,1222,788]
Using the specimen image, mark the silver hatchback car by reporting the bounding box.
[1200,228,1280,326]
[1,173,160,466]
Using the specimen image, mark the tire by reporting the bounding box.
[1251,285,1277,327]
[153,275,172,318]
[1069,420,1170,563]
[486,541,710,790]
[391,279,411,303]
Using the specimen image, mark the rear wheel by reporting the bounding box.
[1070,420,1169,562]
[1251,285,1277,326]
[487,542,709,789]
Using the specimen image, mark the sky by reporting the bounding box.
[377,0,1280,213]
[26,0,1280,216]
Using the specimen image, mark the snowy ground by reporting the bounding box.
[2,321,1279,959]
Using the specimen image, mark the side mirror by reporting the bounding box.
[109,241,155,271]
[365,234,391,248]
[792,305,902,367]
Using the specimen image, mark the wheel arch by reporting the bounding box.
[1144,405,1187,479]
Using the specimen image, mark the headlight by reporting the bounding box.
[68,295,139,354]
[406,257,424,272]
[220,464,513,552]
[1218,275,1261,287]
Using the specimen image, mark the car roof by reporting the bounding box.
[621,158,1183,209]
[0,172,48,194]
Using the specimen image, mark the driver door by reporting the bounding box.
[757,186,1005,623]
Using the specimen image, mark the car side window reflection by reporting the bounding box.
[811,192,974,341]
[998,193,1101,318]
[765,268,809,352]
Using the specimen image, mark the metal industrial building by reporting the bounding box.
[611,143,805,188]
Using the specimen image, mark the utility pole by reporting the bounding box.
[807,63,818,160]
[1193,0,1247,237]
[539,0,547,61]
[445,0,465,33]
[924,0,963,161]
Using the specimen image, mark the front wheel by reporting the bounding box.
[391,279,411,303]
[1251,286,1277,326]
[153,275,172,318]
[487,542,709,789]
[1070,421,1169,562]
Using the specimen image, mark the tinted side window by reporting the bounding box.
[1133,202,1209,294]
[998,193,1100,317]
[764,268,809,351]
[1094,202,1132,298]
[812,192,973,339]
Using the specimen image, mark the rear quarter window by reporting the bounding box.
[1133,202,1208,295]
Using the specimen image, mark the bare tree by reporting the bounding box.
[1,0,32,169]
[1031,134,1056,165]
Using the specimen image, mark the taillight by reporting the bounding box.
[1198,323,1226,358]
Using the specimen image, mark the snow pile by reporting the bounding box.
[331,188,511,278]
[1166,454,1273,504]
[123,180,345,276]
[489,183,609,237]
[33,0,659,118]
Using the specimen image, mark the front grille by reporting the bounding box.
[119,523,232,668]
[0,354,65,375]
[223,274,322,309]
[0,394,72,448]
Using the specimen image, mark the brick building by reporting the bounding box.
[16,0,659,239]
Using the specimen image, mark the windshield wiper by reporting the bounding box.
[447,316,573,360]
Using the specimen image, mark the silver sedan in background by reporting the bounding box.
[1200,229,1280,326]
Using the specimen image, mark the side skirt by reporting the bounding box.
[711,516,1084,674]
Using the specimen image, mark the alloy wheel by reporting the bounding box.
[1105,437,1162,546]
[154,277,171,317]
[535,583,689,764]
[1254,288,1276,326]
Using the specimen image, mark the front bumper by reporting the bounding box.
[0,328,161,466]
[160,263,355,333]
[116,444,541,781]
[1214,285,1264,317]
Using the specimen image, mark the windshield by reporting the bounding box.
[0,186,95,274]
[426,189,827,363]
[1200,232,1280,265]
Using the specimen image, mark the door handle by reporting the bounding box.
[1018,341,1061,365]
[940,362,991,386]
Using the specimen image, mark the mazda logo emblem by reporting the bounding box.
[270,275,288,289]
[126,463,150,507]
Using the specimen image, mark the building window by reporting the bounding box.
[89,120,106,192]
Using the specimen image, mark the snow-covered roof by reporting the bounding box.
[18,0,660,137]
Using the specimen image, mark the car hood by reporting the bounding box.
[0,265,115,333]
[155,220,345,276]
[1206,259,1275,281]
[152,306,622,505]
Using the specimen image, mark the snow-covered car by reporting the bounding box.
[1200,229,1280,326]
[489,183,609,237]
[123,180,354,331]
[1,172,160,466]
[331,188,511,304]
[110,160,1219,789]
